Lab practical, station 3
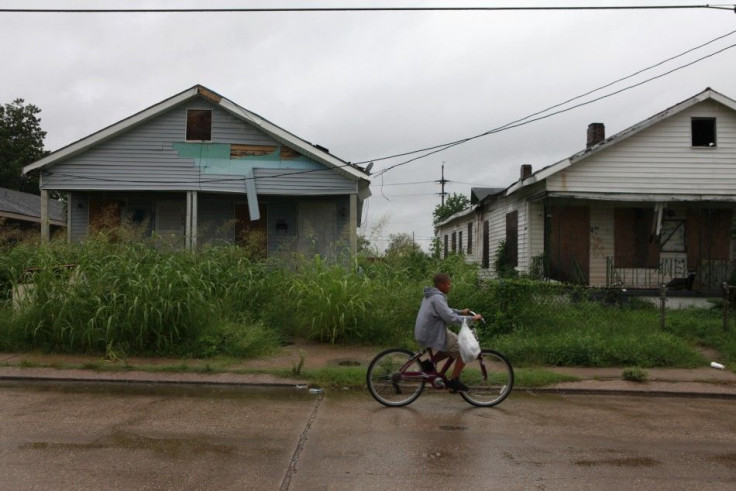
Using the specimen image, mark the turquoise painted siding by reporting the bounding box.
[41,96,355,196]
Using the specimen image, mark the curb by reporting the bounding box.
[0,375,300,389]
[3,374,736,400]
[518,386,736,400]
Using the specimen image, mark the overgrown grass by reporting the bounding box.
[1,236,734,369]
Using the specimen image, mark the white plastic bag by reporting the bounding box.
[458,318,481,363]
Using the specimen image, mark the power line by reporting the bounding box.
[361,25,736,169]
[1,5,732,14]
[372,39,736,177]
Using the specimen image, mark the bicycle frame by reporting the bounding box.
[399,346,488,389]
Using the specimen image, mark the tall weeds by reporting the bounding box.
[0,236,728,367]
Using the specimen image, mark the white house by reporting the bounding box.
[437,88,736,291]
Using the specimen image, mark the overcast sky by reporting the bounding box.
[2,1,736,251]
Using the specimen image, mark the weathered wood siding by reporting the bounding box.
[548,100,736,195]
[41,97,356,196]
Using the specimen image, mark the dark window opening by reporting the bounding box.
[451,232,457,253]
[187,109,212,141]
[444,235,448,259]
[692,118,716,147]
[467,223,473,254]
[458,231,463,254]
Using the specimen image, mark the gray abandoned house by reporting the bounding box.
[22,85,371,259]
[436,88,736,292]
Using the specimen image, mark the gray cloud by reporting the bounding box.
[2,1,736,250]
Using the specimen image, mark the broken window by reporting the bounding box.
[691,118,716,147]
[659,219,686,253]
[186,109,212,141]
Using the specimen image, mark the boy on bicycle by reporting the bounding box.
[414,273,482,392]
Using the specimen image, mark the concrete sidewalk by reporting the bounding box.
[1,340,735,398]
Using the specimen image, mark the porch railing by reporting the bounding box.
[606,257,734,292]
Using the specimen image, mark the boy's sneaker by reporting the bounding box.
[420,359,435,373]
[446,377,469,393]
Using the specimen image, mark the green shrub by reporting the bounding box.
[622,367,648,382]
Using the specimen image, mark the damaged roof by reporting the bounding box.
[23,85,371,185]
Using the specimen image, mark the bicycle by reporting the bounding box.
[366,315,514,407]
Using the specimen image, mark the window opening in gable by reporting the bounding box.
[691,117,716,147]
[186,109,212,141]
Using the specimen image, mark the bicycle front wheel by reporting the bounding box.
[460,349,514,407]
[366,348,425,407]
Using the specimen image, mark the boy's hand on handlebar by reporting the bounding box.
[472,314,483,322]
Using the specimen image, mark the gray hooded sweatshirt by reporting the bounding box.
[414,287,471,352]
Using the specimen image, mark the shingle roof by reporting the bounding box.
[0,187,65,224]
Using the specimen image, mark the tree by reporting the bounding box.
[385,232,423,258]
[432,193,470,225]
[0,99,48,194]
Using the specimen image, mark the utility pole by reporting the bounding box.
[436,162,449,206]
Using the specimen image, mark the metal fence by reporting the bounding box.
[607,257,734,293]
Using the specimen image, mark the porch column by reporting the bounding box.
[185,191,198,251]
[349,194,357,259]
[191,191,198,251]
[66,192,72,243]
[40,189,49,242]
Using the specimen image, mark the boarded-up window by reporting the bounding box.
[236,202,268,258]
[686,208,733,264]
[505,211,518,268]
[692,117,716,147]
[451,232,457,253]
[458,231,463,254]
[186,109,212,141]
[482,221,490,268]
[467,223,473,254]
[614,207,659,268]
[549,205,590,284]
[444,235,448,259]
[89,198,124,232]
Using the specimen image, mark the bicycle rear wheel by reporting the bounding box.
[366,349,425,407]
[460,349,514,407]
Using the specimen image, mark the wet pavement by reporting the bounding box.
[1,381,735,490]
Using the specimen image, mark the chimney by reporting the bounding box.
[587,123,605,148]
[520,164,532,180]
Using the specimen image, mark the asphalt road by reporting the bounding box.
[1,381,735,490]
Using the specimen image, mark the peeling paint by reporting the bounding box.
[196,86,222,104]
